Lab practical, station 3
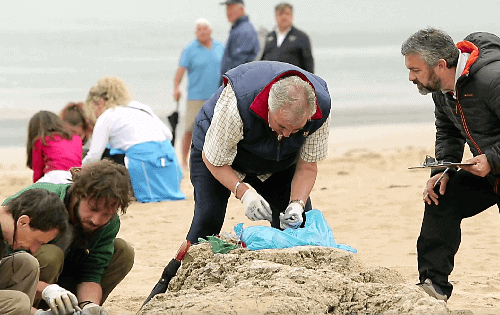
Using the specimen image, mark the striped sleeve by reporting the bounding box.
[203,84,244,167]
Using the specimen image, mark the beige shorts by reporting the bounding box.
[184,100,206,132]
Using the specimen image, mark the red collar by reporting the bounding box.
[224,70,324,123]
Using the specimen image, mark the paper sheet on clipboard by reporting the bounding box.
[408,162,474,169]
[408,155,474,169]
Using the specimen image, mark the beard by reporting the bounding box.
[72,200,96,247]
[413,70,441,95]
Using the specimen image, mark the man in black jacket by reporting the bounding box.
[261,3,314,73]
[401,28,500,301]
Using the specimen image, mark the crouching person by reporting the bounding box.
[0,189,68,315]
[5,160,135,315]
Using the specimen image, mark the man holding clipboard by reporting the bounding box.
[402,28,500,302]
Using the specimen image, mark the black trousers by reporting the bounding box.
[186,148,311,244]
[101,148,125,166]
[417,170,500,297]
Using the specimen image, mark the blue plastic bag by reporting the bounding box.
[234,209,356,253]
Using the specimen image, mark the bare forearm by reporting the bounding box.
[31,282,48,315]
[173,67,185,88]
[77,282,103,305]
[35,280,49,299]
[290,159,317,203]
[202,151,249,199]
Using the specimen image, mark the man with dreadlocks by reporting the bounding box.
[4,159,135,315]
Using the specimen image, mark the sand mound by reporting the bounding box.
[138,244,471,315]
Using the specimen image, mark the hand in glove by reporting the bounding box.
[81,303,108,315]
[241,189,272,221]
[279,202,304,229]
[41,284,81,315]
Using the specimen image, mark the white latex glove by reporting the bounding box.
[81,303,108,315]
[42,284,81,315]
[279,202,304,229]
[241,189,272,221]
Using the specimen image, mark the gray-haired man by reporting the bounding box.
[402,28,500,301]
[186,60,331,243]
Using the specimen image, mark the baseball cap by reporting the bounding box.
[219,0,244,4]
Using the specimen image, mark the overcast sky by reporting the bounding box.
[3,0,500,38]
[2,0,500,121]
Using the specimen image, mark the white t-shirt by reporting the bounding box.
[82,101,173,165]
[276,27,291,47]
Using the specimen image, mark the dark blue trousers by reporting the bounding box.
[417,170,500,298]
[186,148,311,243]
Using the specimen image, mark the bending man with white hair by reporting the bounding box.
[173,18,225,170]
[186,60,331,243]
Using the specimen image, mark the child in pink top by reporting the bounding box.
[26,111,83,183]
[59,102,94,146]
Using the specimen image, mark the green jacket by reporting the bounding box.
[3,182,120,284]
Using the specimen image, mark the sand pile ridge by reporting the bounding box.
[138,243,469,315]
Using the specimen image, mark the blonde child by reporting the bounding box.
[26,110,82,183]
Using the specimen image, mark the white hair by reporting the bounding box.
[195,18,211,29]
[268,76,317,119]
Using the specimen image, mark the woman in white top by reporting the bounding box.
[84,76,185,202]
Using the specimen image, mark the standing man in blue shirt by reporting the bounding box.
[173,18,224,170]
[219,0,260,84]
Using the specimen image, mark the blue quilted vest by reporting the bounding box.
[193,61,331,176]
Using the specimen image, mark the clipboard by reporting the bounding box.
[408,155,474,169]
[408,162,474,169]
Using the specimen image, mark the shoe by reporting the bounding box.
[417,278,448,302]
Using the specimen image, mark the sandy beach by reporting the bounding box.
[1,122,499,314]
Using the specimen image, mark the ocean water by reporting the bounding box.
[0,27,436,147]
